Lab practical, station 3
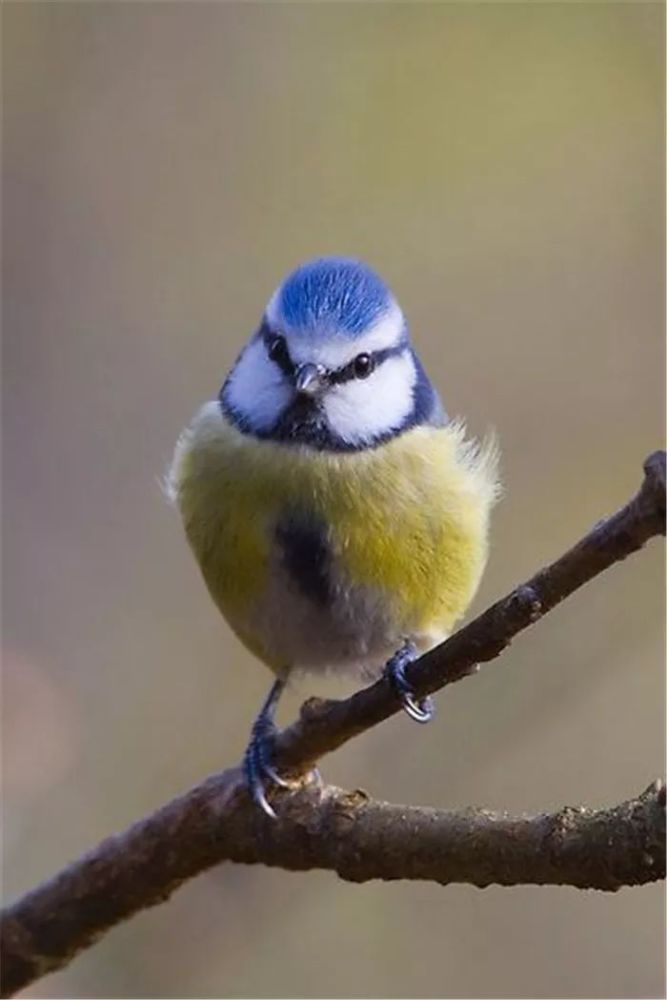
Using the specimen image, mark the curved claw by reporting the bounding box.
[244,737,322,817]
[385,641,435,724]
[243,725,284,818]
[401,691,435,724]
[250,777,277,819]
[264,761,322,791]
[262,760,296,789]
[244,741,278,818]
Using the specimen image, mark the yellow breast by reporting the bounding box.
[169,401,498,671]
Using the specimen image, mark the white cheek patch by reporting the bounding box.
[223,337,292,432]
[323,353,417,446]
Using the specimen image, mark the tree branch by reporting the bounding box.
[274,449,666,773]
[1,451,664,998]
[2,774,665,999]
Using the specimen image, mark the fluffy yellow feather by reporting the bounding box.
[169,400,498,673]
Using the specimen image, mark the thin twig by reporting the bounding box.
[1,451,664,998]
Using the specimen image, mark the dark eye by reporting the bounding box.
[268,335,287,362]
[353,353,374,379]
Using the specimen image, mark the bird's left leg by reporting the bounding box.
[243,674,321,818]
[243,677,292,819]
[384,639,434,723]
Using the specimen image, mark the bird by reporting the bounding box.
[168,257,499,817]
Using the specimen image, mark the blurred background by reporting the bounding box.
[2,3,664,998]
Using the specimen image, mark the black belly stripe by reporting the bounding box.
[275,515,331,607]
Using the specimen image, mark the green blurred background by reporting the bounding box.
[2,3,665,998]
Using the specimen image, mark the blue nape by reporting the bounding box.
[277,258,393,336]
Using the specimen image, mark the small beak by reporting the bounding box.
[294,363,326,396]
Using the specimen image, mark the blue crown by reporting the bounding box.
[275,258,394,337]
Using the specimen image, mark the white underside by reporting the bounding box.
[243,548,446,679]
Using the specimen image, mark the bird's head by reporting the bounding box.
[220,257,444,450]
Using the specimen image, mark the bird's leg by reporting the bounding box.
[243,677,293,818]
[384,639,434,723]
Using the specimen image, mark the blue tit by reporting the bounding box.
[168,257,499,817]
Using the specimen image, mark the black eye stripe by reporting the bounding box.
[259,320,406,385]
[329,345,405,385]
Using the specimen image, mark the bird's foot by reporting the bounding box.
[385,640,434,723]
[243,716,292,819]
[243,710,321,819]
